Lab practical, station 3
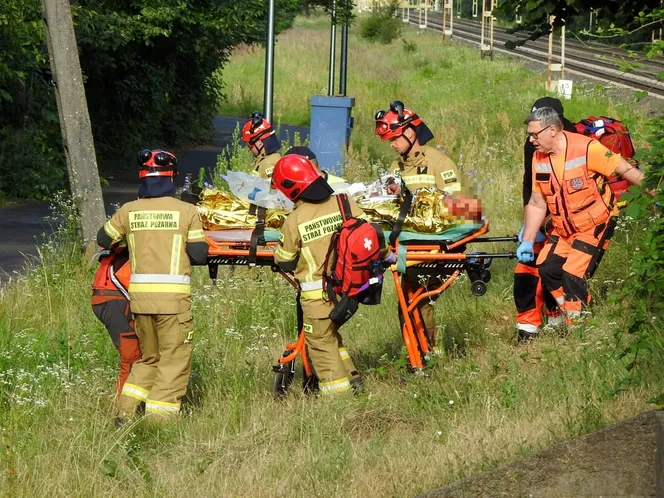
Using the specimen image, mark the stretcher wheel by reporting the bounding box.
[271,355,295,399]
[471,280,487,297]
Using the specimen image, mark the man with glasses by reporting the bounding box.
[516,106,647,326]
[514,97,577,341]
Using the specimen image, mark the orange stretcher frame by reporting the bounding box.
[205,222,514,379]
[390,222,492,372]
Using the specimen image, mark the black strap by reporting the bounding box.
[389,189,412,246]
[249,206,267,266]
[335,193,352,222]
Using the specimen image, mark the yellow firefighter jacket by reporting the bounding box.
[390,145,462,193]
[102,196,207,314]
[253,152,282,179]
[274,194,365,318]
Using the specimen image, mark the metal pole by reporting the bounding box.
[328,0,337,96]
[264,0,276,122]
[442,0,447,40]
[480,0,486,52]
[547,15,554,91]
[450,0,454,34]
[561,23,566,78]
[489,0,498,55]
[339,0,349,96]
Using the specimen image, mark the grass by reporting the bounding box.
[1,14,662,498]
[216,14,654,175]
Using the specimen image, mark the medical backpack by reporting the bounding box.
[574,116,638,201]
[323,194,385,326]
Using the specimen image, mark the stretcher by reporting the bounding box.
[386,221,517,371]
[204,221,516,393]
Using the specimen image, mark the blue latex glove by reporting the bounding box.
[516,241,535,263]
[383,251,397,265]
[518,225,546,243]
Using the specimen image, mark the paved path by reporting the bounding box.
[0,117,309,281]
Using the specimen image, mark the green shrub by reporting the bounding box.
[360,0,403,44]
[0,126,67,200]
[402,38,417,53]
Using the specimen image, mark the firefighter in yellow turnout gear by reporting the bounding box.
[97,149,209,420]
[375,100,464,351]
[272,154,366,394]
[242,112,282,179]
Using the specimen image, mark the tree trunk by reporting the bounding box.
[41,0,106,249]
[302,1,310,16]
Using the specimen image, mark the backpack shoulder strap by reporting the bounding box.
[249,206,267,266]
[389,188,413,246]
[336,194,352,222]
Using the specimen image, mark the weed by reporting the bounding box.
[1,17,662,498]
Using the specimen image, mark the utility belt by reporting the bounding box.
[91,288,127,305]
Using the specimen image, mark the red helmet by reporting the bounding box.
[375,100,422,141]
[242,112,275,145]
[271,154,322,201]
[137,149,178,179]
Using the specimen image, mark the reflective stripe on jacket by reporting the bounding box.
[390,145,462,193]
[534,132,614,237]
[103,196,206,314]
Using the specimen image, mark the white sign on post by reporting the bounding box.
[557,79,574,100]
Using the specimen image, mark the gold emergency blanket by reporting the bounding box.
[198,187,481,234]
[198,188,288,230]
[358,188,479,233]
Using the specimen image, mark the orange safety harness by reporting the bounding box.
[534,132,614,238]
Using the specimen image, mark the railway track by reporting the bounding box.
[405,10,664,98]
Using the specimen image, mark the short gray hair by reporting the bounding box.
[526,107,563,130]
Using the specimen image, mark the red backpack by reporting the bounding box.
[323,194,385,326]
[574,116,638,202]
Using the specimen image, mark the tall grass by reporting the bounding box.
[216,15,652,173]
[0,16,661,498]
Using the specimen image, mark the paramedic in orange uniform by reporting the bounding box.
[91,246,141,396]
[517,107,648,324]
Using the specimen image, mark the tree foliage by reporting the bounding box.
[494,0,663,50]
[0,0,307,199]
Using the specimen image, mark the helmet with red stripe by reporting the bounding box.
[375,100,423,141]
[242,112,276,145]
[137,149,178,179]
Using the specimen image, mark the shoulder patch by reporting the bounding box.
[441,170,456,180]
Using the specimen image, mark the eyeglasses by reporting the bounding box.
[527,125,551,140]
